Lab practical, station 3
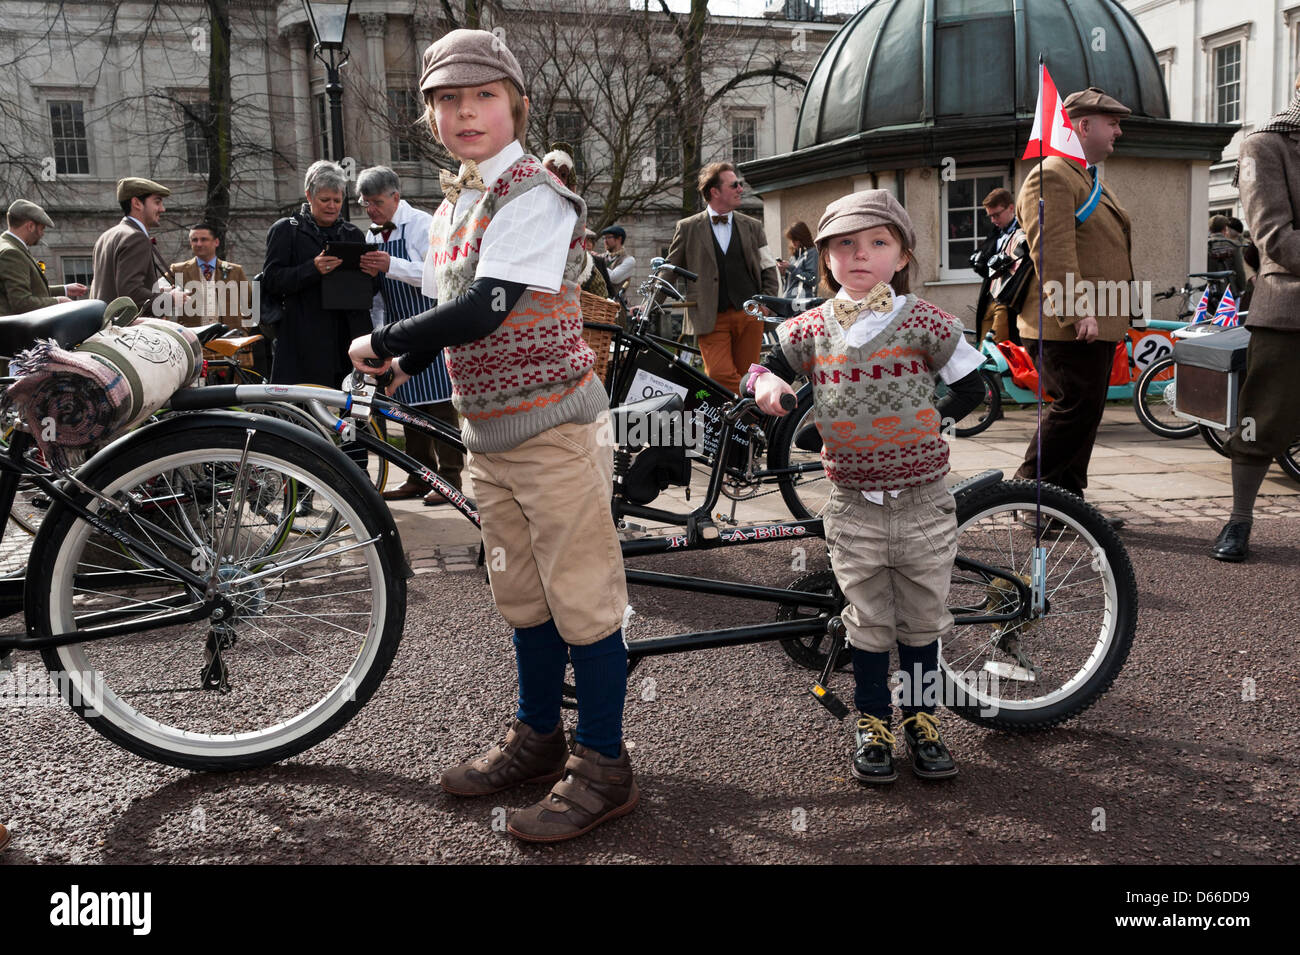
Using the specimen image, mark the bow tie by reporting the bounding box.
[369,222,394,235]
[831,283,895,329]
[711,214,729,225]
[440,162,488,205]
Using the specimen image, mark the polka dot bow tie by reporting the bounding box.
[439,161,488,205]
[832,282,895,329]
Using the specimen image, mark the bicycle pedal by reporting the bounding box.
[810,681,849,720]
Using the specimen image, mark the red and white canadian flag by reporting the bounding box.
[1022,63,1087,165]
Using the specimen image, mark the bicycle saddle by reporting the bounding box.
[0,299,106,356]
[192,323,230,344]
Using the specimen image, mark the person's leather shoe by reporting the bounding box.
[507,742,639,843]
[851,715,897,784]
[440,720,568,797]
[423,487,457,506]
[0,822,11,854]
[381,480,429,501]
[901,712,958,780]
[1211,520,1251,562]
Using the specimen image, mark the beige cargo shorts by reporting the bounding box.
[822,478,958,653]
[466,414,628,646]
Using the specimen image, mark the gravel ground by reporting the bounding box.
[1,515,1297,865]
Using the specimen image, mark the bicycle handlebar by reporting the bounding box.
[649,256,697,283]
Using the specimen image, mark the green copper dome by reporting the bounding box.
[795,0,1170,149]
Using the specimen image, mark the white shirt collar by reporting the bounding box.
[464,141,524,197]
[127,216,149,237]
[388,198,415,226]
[3,230,27,249]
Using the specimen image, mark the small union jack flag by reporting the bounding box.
[1192,288,1211,324]
[1212,287,1239,327]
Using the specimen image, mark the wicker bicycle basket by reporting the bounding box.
[579,290,620,386]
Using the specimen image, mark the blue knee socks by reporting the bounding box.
[569,629,627,758]
[513,619,568,734]
[897,641,939,716]
[852,648,892,721]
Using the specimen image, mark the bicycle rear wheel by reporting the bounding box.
[941,480,1137,731]
[29,424,406,771]
[1134,356,1197,438]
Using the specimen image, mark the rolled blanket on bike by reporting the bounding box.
[7,318,202,455]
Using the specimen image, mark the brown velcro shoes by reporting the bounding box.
[507,742,639,843]
[439,720,568,797]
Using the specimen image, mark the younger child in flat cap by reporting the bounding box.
[745,190,986,783]
[347,28,634,841]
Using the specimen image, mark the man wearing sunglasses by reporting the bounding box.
[666,162,780,393]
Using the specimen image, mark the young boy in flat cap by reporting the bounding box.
[348,28,635,843]
[747,190,987,783]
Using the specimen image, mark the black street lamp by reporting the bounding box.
[302,0,352,215]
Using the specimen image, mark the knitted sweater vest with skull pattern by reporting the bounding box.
[429,155,607,453]
[774,296,962,491]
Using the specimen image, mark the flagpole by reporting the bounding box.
[1035,53,1045,548]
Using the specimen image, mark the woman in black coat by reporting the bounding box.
[263,160,377,385]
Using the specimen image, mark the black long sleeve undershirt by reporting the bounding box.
[747,345,987,424]
[370,277,528,378]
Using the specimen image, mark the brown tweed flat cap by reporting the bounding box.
[1062,87,1131,119]
[7,199,54,227]
[419,28,525,96]
[116,177,171,201]
[815,189,915,249]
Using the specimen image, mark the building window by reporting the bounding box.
[1213,42,1241,125]
[61,255,93,288]
[315,93,332,159]
[941,167,1009,279]
[181,100,211,175]
[387,88,420,163]
[554,110,584,176]
[731,115,757,164]
[655,115,680,180]
[48,100,89,175]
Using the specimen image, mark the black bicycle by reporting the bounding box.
[200,368,1139,733]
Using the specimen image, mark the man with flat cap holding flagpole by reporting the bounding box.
[91,177,188,316]
[0,199,87,315]
[1014,86,1135,524]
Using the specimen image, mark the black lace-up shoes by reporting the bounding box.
[851,715,898,784]
[901,712,958,780]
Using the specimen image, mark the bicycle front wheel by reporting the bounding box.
[29,424,406,771]
[941,480,1137,731]
[1134,356,1197,438]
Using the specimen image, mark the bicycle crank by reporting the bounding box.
[810,616,850,720]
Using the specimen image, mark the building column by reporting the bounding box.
[282,22,314,169]
[361,13,389,164]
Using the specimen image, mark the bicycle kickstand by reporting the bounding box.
[810,616,850,720]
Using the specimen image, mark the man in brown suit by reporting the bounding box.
[1014,88,1134,514]
[91,177,186,317]
[168,222,250,328]
[0,199,87,315]
[666,162,779,393]
[1211,77,1300,561]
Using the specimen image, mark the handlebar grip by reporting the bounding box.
[362,357,387,369]
[779,392,796,412]
[670,264,698,282]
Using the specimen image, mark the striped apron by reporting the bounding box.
[378,223,453,406]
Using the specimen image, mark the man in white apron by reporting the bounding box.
[358,166,463,504]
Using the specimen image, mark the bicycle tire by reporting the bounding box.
[29,424,406,771]
[1200,424,1230,457]
[1134,356,1198,439]
[943,368,1002,438]
[1276,439,1300,484]
[768,386,830,521]
[940,480,1138,731]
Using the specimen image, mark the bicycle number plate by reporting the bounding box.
[617,351,749,460]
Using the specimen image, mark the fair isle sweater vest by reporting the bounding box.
[429,155,607,453]
[775,296,963,491]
